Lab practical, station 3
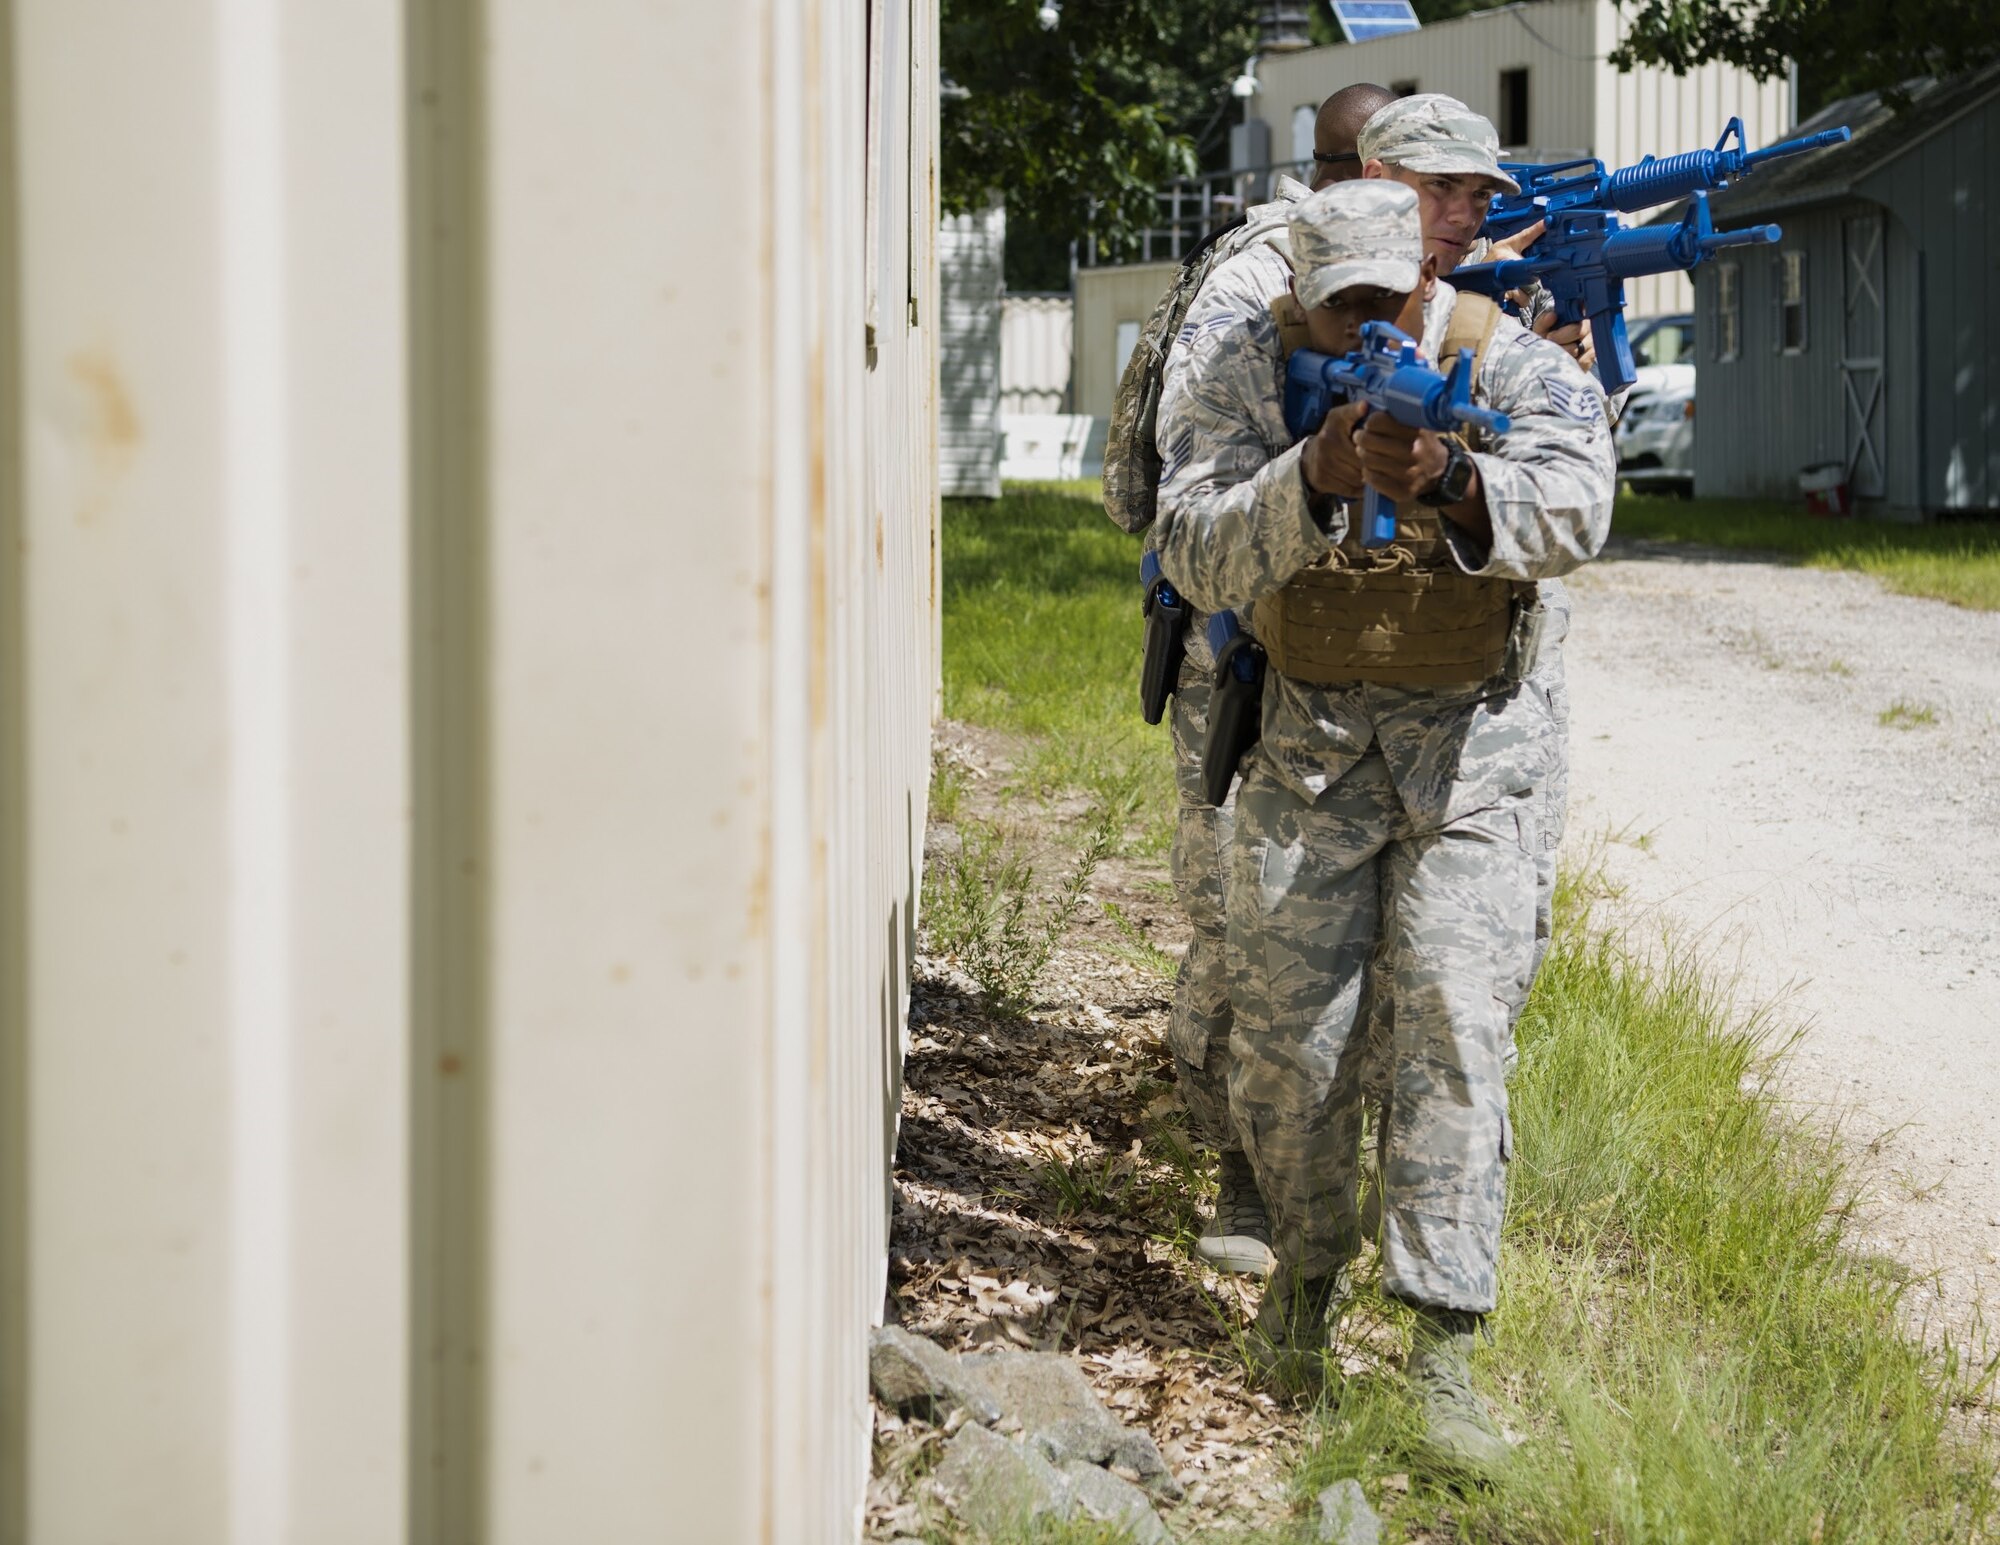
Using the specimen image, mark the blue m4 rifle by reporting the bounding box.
[1282,320,1512,549]
[1480,116,1852,245]
[1456,116,1851,395]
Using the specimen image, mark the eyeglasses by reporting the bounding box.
[1312,151,1360,165]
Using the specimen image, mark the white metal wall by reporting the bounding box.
[1255,1,1600,162]
[0,1,937,1541]
[1254,3,1793,316]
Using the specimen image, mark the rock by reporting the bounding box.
[962,1349,1183,1500]
[1064,1461,1173,1545]
[868,1325,1003,1425]
[1316,1478,1382,1545]
[931,1420,1073,1538]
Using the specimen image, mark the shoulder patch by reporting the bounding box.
[1544,371,1604,424]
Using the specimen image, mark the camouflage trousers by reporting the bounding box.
[1225,747,1537,1313]
[1165,627,1239,1150]
[1356,658,1570,1104]
[1170,642,1570,1150]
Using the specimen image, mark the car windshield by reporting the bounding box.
[1633,318,1695,368]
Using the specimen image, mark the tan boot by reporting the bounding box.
[1245,1266,1349,1390]
[1197,1148,1275,1276]
[1405,1307,1510,1474]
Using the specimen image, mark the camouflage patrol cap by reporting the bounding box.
[1357,93,1521,194]
[1288,180,1423,310]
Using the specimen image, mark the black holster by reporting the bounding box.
[1140,580,1188,726]
[1201,633,1266,808]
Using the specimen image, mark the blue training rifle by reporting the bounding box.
[1453,192,1779,396]
[1282,320,1512,549]
[1455,116,1851,396]
[1480,116,1853,245]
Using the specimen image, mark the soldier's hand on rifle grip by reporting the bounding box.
[1355,413,1449,505]
[1301,401,1368,501]
[1488,218,1546,264]
[1534,311,1597,374]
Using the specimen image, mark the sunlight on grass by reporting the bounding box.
[1614,492,2000,610]
[1292,879,1999,1542]
[943,480,1176,852]
[947,480,1999,1544]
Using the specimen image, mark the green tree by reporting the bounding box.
[1608,0,1999,113]
[942,0,1260,288]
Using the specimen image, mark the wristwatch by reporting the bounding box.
[1418,441,1477,508]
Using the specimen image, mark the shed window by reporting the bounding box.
[1498,69,1530,148]
[1713,262,1740,363]
[1771,250,1808,355]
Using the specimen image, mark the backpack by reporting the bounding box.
[1100,218,1248,535]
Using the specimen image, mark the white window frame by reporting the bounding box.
[1772,249,1808,356]
[1713,262,1741,363]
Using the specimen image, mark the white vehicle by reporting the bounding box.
[1614,313,1695,497]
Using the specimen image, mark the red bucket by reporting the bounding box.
[1798,462,1851,517]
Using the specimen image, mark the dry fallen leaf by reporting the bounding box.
[869,727,1405,1542]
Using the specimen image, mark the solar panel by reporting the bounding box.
[1331,0,1422,43]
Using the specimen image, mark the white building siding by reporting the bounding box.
[1256,0,1599,163]
[939,203,1003,496]
[1255,3,1793,318]
[0,3,937,1542]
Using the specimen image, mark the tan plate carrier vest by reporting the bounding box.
[1252,291,1527,689]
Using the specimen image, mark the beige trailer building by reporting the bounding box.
[0,2,937,1540]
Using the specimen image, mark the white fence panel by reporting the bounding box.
[1001,293,1073,415]
[939,203,1003,497]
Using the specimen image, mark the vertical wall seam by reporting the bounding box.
[217,3,295,1535]
[0,0,25,1533]
[405,0,490,1538]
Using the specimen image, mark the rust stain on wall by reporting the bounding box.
[68,348,141,525]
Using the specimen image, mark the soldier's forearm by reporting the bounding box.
[1439,465,1492,546]
[1449,452,1611,579]
[1158,443,1339,613]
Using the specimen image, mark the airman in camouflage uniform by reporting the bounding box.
[1153,124,1615,1466]
[1152,85,1400,1279]
[1147,173,1309,1279]
[1138,89,1583,1278]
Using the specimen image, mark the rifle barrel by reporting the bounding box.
[1742,126,1852,170]
[1698,222,1781,253]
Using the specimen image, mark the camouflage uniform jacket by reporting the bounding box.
[1152,272,1615,827]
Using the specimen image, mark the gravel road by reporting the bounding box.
[1562,538,2000,1344]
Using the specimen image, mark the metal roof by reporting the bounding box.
[1706,61,2000,218]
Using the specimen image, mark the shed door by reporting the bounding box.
[1841,213,1887,498]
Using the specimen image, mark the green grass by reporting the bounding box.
[1289,881,1998,1543]
[940,482,1998,1544]
[1614,492,2000,611]
[1879,700,1940,730]
[943,480,1176,851]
